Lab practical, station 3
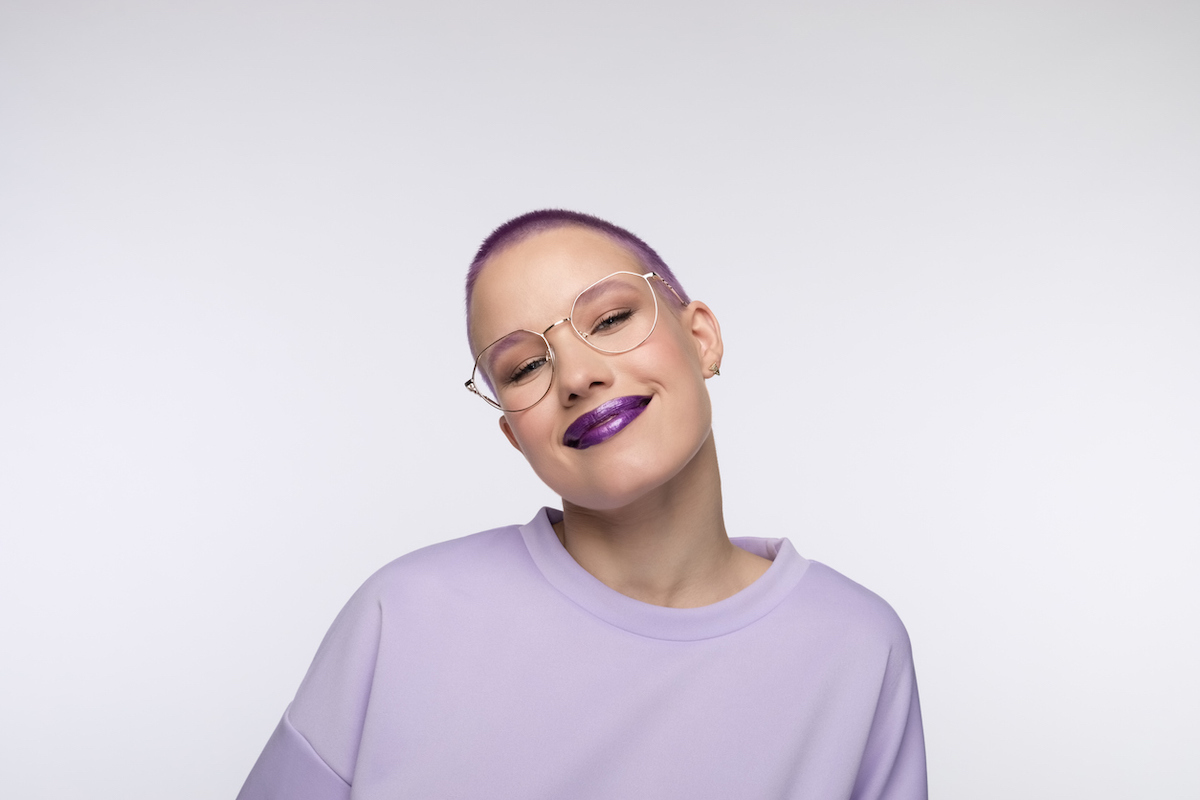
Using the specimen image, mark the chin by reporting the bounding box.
[537,449,693,513]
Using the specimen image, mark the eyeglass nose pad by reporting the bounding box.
[548,328,613,396]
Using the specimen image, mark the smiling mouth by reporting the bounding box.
[563,396,652,450]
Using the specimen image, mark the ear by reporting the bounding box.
[682,301,723,378]
[498,415,524,453]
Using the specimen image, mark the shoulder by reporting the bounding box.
[298,523,534,675]
[790,560,915,659]
[340,523,535,614]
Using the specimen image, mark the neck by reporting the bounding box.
[555,434,770,608]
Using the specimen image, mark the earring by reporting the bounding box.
[710,363,721,376]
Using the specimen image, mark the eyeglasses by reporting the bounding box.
[465,271,685,411]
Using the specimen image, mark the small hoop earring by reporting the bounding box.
[710,364,721,376]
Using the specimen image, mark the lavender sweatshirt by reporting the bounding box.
[238,508,926,799]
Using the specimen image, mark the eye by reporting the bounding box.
[505,356,549,385]
[589,308,634,336]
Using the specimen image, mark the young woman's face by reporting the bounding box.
[468,225,723,511]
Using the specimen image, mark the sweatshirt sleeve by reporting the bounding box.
[238,575,386,798]
[850,629,929,800]
[236,707,352,800]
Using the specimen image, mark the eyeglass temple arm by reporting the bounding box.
[649,272,687,307]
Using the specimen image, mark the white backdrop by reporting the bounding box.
[2,2,1197,798]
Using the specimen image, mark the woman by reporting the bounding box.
[238,210,927,799]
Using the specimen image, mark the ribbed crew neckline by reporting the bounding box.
[519,507,810,641]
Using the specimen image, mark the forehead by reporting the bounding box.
[468,225,645,351]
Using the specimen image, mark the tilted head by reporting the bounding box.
[464,212,722,511]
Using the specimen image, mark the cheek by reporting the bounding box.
[649,316,703,370]
[505,409,559,457]
[641,332,705,392]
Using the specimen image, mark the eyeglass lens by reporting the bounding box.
[473,272,658,411]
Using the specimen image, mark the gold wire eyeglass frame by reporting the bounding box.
[465,270,686,412]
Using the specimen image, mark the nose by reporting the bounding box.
[548,323,613,403]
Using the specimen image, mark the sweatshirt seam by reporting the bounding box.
[520,511,811,642]
[284,705,353,788]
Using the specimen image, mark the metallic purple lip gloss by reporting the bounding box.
[563,395,652,450]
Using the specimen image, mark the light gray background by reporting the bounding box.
[2,2,1197,798]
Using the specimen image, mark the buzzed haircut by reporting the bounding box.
[465,209,691,351]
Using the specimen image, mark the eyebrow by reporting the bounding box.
[476,271,652,357]
[479,331,544,364]
[574,276,628,307]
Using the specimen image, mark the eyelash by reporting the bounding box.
[496,308,636,386]
[505,356,548,385]
[591,309,633,335]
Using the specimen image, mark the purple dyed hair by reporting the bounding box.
[465,209,691,351]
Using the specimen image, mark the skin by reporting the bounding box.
[469,225,770,608]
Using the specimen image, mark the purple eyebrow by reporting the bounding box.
[464,210,690,352]
[481,331,542,364]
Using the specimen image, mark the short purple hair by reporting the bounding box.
[465,209,690,350]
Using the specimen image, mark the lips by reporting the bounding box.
[563,395,652,450]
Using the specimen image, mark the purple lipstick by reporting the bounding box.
[563,396,652,450]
